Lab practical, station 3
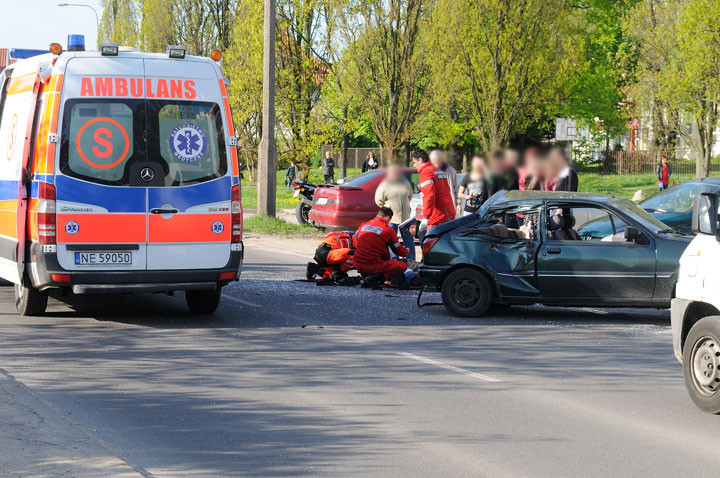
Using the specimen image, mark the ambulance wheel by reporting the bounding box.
[14,281,48,316]
[441,268,493,317]
[185,288,221,314]
[296,202,311,225]
[683,316,720,413]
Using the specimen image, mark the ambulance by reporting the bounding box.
[0,36,243,316]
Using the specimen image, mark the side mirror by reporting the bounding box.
[692,193,719,235]
[624,227,649,245]
[624,227,639,242]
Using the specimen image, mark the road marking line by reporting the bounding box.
[397,352,502,383]
[222,294,262,308]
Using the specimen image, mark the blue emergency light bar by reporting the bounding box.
[67,34,85,52]
[9,48,47,60]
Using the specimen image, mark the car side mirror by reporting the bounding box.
[692,193,719,236]
[624,227,649,245]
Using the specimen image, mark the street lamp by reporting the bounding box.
[57,3,100,32]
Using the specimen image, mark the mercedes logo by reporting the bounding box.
[140,167,155,182]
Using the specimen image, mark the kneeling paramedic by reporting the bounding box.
[353,207,417,290]
[308,231,356,281]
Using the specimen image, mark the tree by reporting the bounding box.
[562,0,639,143]
[99,0,140,46]
[225,0,265,181]
[274,0,335,177]
[345,0,430,163]
[671,0,720,177]
[627,0,720,177]
[431,0,579,152]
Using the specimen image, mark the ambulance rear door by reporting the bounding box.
[144,59,232,270]
[55,57,148,271]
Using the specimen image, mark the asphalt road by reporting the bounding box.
[0,243,718,477]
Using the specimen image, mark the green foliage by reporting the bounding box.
[224,0,264,181]
[430,0,580,152]
[626,0,720,178]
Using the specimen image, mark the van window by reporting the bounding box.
[60,99,142,185]
[148,101,227,186]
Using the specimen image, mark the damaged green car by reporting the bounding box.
[418,191,691,317]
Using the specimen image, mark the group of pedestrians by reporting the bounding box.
[307,145,581,289]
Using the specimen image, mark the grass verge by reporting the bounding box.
[578,172,695,200]
[243,215,320,235]
[241,168,362,211]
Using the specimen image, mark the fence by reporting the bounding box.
[320,145,408,169]
[578,150,720,177]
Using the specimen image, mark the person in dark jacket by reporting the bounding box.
[656,155,672,190]
[320,151,335,183]
[548,146,578,192]
[284,161,296,190]
[362,152,379,172]
[489,150,519,195]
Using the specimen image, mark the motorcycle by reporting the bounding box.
[292,181,317,225]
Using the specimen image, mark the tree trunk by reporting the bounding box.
[381,145,401,164]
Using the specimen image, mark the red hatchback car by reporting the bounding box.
[308,169,419,231]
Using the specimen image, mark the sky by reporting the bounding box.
[2,0,103,51]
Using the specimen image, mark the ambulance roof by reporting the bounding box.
[7,50,222,77]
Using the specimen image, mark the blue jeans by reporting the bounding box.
[389,222,416,261]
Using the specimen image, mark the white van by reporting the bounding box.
[671,192,720,413]
[0,37,243,315]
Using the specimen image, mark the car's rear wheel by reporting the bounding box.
[296,202,311,225]
[441,268,493,317]
[14,279,48,316]
[185,288,221,314]
[683,316,720,413]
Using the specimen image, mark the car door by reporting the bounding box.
[536,203,656,300]
[55,57,148,271]
[144,59,231,270]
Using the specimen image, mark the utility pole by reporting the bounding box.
[257,0,277,216]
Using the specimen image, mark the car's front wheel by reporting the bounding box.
[185,288,222,314]
[683,316,720,413]
[14,280,48,316]
[441,268,493,317]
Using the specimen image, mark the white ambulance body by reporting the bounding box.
[671,192,720,413]
[0,40,243,315]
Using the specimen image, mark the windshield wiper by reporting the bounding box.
[657,227,687,235]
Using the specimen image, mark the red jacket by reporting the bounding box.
[353,216,409,266]
[418,161,456,226]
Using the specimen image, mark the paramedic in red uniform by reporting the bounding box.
[412,149,456,232]
[353,207,411,289]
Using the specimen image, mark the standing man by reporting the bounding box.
[657,155,672,191]
[489,150,520,195]
[284,160,296,190]
[430,150,460,209]
[321,151,336,184]
[353,207,413,289]
[548,146,578,192]
[375,163,415,260]
[412,149,455,233]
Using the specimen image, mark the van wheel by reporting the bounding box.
[441,268,493,317]
[185,289,221,314]
[683,316,720,413]
[14,281,48,316]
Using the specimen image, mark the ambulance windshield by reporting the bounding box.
[151,100,227,186]
[60,99,227,187]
